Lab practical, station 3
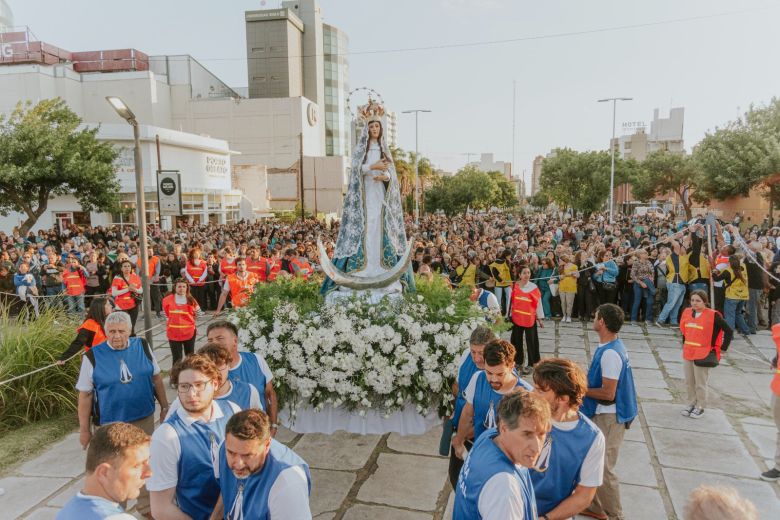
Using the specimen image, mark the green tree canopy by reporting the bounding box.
[0,98,121,234]
[424,165,507,216]
[631,151,701,219]
[695,98,780,201]
[527,191,550,210]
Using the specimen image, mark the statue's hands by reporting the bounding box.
[370,160,387,171]
[374,174,390,182]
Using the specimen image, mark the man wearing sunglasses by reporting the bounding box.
[148,354,240,520]
[531,358,605,520]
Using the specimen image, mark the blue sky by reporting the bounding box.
[8,0,780,189]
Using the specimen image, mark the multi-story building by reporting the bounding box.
[471,153,512,179]
[323,23,349,157]
[531,155,544,195]
[0,0,13,30]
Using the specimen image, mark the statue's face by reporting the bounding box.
[368,121,381,139]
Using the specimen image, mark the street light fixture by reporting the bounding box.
[106,96,154,348]
[401,109,431,226]
[598,97,633,223]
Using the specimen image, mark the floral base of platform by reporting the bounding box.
[280,402,440,436]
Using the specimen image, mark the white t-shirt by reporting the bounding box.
[75,341,161,392]
[464,371,530,404]
[479,290,501,312]
[167,382,262,415]
[232,351,274,386]
[550,417,605,487]
[594,346,622,415]
[478,471,527,519]
[146,400,242,492]
[266,465,312,519]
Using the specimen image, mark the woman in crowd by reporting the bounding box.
[679,290,732,418]
[162,278,201,366]
[183,247,208,311]
[509,265,545,374]
[535,257,556,318]
[489,249,514,318]
[111,259,143,336]
[574,250,596,321]
[617,251,634,314]
[714,255,751,335]
[557,253,578,322]
[57,296,113,363]
[631,249,656,324]
[593,248,619,305]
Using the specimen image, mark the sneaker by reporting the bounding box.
[760,468,780,481]
[689,407,704,419]
[654,321,664,328]
[681,405,694,417]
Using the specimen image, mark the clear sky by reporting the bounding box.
[7,0,780,191]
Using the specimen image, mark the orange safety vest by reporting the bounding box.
[246,258,268,282]
[510,282,541,328]
[289,257,312,279]
[162,294,198,341]
[220,258,237,279]
[267,258,282,282]
[680,307,723,361]
[185,261,207,287]
[136,255,159,279]
[111,273,141,310]
[63,268,86,296]
[771,324,780,396]
[77,318,106,350]
[227,273,258,307]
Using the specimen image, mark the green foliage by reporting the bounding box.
[631,151,701,218]
[425,165,514,215]
[0,98,121,234]
[527,191,550,210]
[242,276,324,325]
[695,98,780,200]
[0,306,80,432]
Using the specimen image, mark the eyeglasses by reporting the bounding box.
[176,380,212,394]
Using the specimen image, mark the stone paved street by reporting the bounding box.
[2,317,779,518]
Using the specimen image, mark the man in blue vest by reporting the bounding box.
[75,311,169,517]
[211,409,312,519]
[452,339,533,460]
[207,320,279,434]
[453,389,551,519]
[57,422,151,520]
[470,284,501,315]
[447,326,496,487]
[581,304,638,520]
[147,354,240,520]
[531,358,605,519]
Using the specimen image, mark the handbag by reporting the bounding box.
[549,282,559,297]
[694,349,719,368]
[601,281,617,291]
[119,273,143,303]
[438,417,454,456]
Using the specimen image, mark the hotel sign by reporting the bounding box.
[1,44,13,58]
[205,155,229,177]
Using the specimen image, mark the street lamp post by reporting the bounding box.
[598,97,633,223]
[106,96,154,348]
[402,109,431,225]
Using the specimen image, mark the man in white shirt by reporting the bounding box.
[531,358,606,519]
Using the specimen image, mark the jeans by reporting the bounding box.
[631,278,656,322]
[747,288,762,333]
[724,298,750,335]
[64,294,85,315]
[540,288,552,318]
[658,282,686,325]
[44,284,63,310]
[493,285,512,317]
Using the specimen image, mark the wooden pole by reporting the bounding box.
[706,222,715,306]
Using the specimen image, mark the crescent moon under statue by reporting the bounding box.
[317,238,414,290]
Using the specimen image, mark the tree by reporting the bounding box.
[539,148,631,216]
[631,151,702,219]
[527,191,550,210]
[0,99,121,234]
[695,98,780,202]
[425,165,509,216]
[487,171,519,209]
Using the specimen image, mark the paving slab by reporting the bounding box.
[664,362,684,379]
[626,352,659,370]
[624,423,646,443]
[275,425,299,445]
[17,433,84,478]
[632,368,668,389]
[636,386,673,401]
[741,422,778,463]
[662,467,780,518]
[342,505,431,519]
[313,513,336,520]
[444,489,455,519]
[310,469,356,516]
[619,483,668,520]
[655,348,683,363]
[641,402,737,436]
[387,425,443,456]
[293,431,380,471]
[23,507,60,520]
[615,441,657,487]
[650,427,760,477]
[357,453,448,510]
[0,476,69,519]
[740,415,775,427]
[46,476,84,507]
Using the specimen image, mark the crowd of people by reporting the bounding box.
[2,209,779,519]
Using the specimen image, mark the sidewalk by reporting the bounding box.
[1,319,779,519]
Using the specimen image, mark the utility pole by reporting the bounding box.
[598,97,633,223]
[402,109,431,225]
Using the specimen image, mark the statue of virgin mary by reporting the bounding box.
[320,98,415,300]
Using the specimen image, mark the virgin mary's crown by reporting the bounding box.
[358,97,385,123]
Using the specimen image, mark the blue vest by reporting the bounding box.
[478,289,492,309]
[530,412,601,515]
[91,337,155,424]
[218,439,312,520]
[472,371,533,441]
[166,400,236,520]
[219,380,258,411]
[581,339,638,424]
[453,428,537,520]
[56,493,124,520]
[229,352,268,410]
[453,352,479,429]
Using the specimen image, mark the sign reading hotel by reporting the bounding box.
[622,121,646,134]
[1,44,12,59]
[157,170,183,216]
[205,155,229,177]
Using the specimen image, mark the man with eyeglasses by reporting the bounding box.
[148,354,240,520]
[454,390,551,519]
[530,358,605,520]
[452,339,533,461]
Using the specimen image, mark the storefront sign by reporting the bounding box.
[157,170,183,216]
[1,44,12,58]
[205,155,229,177]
